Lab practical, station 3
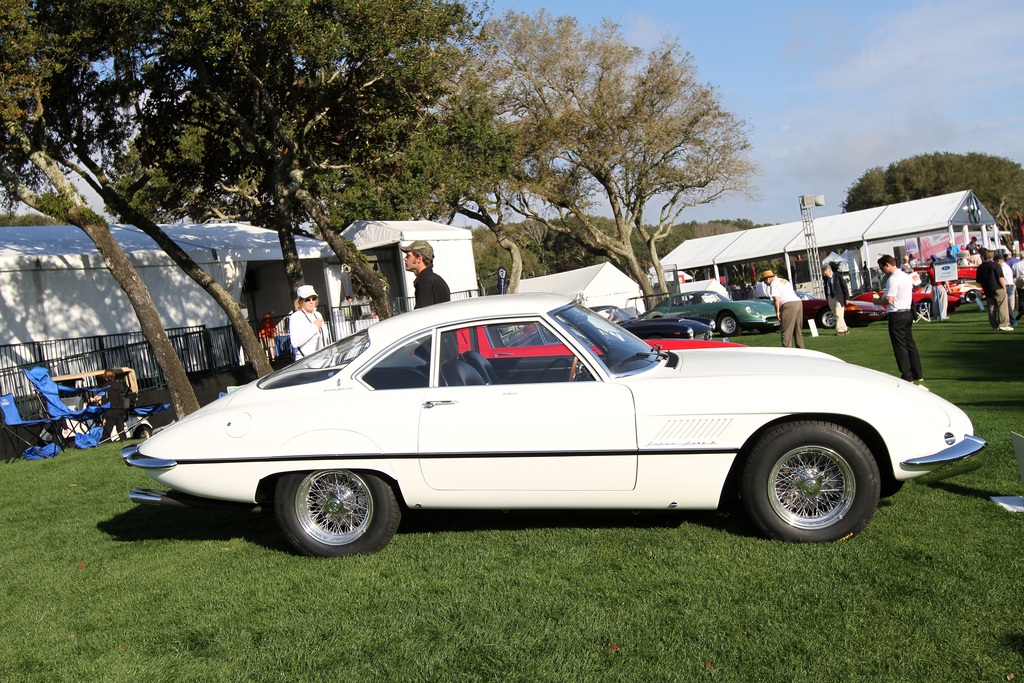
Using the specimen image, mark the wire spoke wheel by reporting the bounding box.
[767,446,854,529]
[296,470,373,545]
[276,469,400,556]
[741,421,879,542]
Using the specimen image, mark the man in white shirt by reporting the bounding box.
[878,254,923,383]
[761,269,804,348]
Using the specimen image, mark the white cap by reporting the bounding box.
[296,285,317,299]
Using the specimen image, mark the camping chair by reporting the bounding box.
[23,366,104,441]
[0,392,64,460]
[914,302,931,323]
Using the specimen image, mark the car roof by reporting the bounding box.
[364,293,575,343]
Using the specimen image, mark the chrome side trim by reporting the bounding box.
[121,444,177,470]
[901,435,987,484]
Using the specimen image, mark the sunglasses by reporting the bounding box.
[302,296,318,302]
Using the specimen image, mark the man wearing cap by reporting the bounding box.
[402,240,450,309]
[877,254,924,383]
[290,284,327,359]
[761,270,804,349]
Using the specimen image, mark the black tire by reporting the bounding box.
[133,426,152,441]
[275,469,401,557]
[964,290,978,303]
[817,308,836,329]
[740,421,879,542]
[716,312,741,336]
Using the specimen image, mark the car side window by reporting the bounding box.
[361,335,431,390]
[438,322,593,386]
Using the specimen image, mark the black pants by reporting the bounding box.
[887,310,922,381]
[101,410,127,442]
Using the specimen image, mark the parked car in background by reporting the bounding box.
[641,290,779,336]
[123,293,985,557]
[791,291,887,329]
[852,281,963,313]
[592,305,715,341]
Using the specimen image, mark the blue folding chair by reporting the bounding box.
[0,392,64,459]
[23,366,104,441]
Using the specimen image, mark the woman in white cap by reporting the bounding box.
[289,284,326,359]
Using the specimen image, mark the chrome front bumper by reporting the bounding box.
[121,444,177,470]
[900,435,987,484]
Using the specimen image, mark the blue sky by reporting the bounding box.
[481,0,1024,225]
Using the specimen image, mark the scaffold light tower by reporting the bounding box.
[800,194,825,298]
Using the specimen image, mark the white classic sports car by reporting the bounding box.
[123,294,986,556]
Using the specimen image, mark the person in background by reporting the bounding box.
[998,252,1016,326]
[402,240,451,309]
[822,262,850,336]
[1013,253,1024,318]
[89,369,127,442]
[966,236,982,265]
[761,269,804,349]
[259,311,277,361]
[290,285,327,359]
[878,254,924,385]
[976,249,1012,331]
[936,280,949,321]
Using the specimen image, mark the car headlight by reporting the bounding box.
[687,328,694,339]
[743,306,753,314]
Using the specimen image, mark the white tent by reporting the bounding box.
[517,262,644,311]
[342,220,478,299]
[0,222,356,345]
[661,190,999,287]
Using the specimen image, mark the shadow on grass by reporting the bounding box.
[98,505,289,552]
[97,503,762,551]
[394,507,760,540]
[928,480,1005,501]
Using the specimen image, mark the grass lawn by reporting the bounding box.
[2,307,1022,681]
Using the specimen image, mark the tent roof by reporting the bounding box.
[0,222,329,263]
[713,222,804,264]
[663,190,994,270]
[517,262,639,300]
[342,220,473,251]
[661,231,744,270]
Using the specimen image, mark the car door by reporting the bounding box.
[417,322,638,492]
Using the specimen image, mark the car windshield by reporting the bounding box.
[551,304,663,376]
[699,291,728,303]
[258,330,371,390]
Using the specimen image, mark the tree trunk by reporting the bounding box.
[70,210,201,417]
[101,193,274,377]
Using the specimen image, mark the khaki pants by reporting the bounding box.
[779,300,804,348]
[828,297,848,334]
[986,289,1009,328]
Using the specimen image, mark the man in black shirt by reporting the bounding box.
[977,248,1012,331]
[402,240,451,309]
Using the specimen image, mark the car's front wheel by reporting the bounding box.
[276,469,401,557]
[717,312,740,336]
[817,308,836,329]
[740,421,879,542]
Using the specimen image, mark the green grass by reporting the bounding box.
[2,307,1022,681]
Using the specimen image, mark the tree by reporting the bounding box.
[0,0,201,417]
[842,152,1024,230]
[481,11,756,298]
[135,0,481,317]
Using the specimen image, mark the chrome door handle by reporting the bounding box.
[423,400,457,409]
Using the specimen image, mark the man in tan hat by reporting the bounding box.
[402,240,450,309]
[762,269,804,349]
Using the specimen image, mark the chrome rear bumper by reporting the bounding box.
[901,435,987,484]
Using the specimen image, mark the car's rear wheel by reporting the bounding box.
[741,421,879,542]
[964,290,978,303]
[276,469,400,557]
[817,308,836,329]
[716,312,740,336]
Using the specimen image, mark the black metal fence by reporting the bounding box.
[0,289,482,414]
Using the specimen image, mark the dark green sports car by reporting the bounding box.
[641,290,780,336]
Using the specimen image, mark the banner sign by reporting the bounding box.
[497,267,507,294]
